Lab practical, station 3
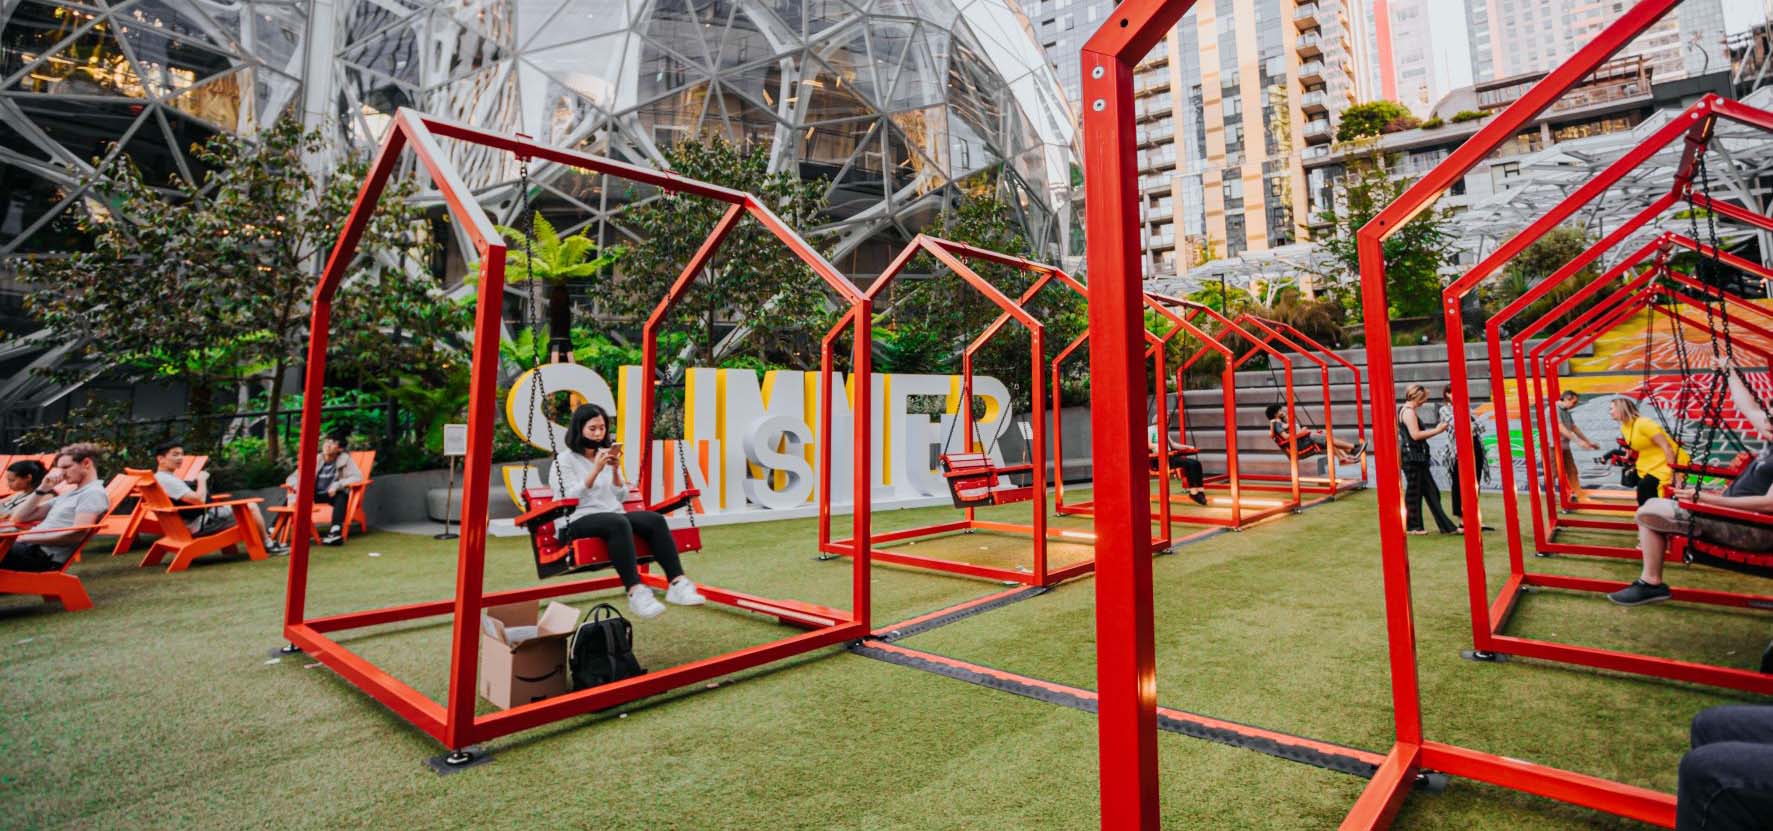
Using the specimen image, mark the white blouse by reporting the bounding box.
[550,451,628,521]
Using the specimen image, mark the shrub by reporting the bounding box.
[1419,116,1445,129]
[1450,110,1487,123]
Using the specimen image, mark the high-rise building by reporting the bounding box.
[1466,0,1728,85]
[1132,0,1366,278]
[1368,0,1445,117]
[1031,0,1118,111]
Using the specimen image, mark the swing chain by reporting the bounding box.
[514,157,560,500]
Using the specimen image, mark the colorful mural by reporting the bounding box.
[1459,300,1773,492]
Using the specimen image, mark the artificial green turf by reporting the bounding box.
[1,493,1768,829]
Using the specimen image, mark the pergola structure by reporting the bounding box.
[283,109,876,757]
[1084,1,1766,829]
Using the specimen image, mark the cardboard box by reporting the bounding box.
[478,601,579,709]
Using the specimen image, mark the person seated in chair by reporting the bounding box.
[285,436,364,546]
[551,403,703,620]
[3,443,109,572]
[0,458,48,524]
[1147,423,1206,505]
[1611,365,1773,606]
[1264,404,1366,464]
[153,440,285,554]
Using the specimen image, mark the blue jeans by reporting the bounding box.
[1678,705,1773,830]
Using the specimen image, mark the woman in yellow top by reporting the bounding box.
[1610,396,1686,505]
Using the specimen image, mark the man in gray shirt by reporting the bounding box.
[1555,390,1601,504]
[5,443,110,571]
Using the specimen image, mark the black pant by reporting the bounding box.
[1166,453,1203,489]
[559,510,684,589]
[1,542,59,573]
[1637,473,1663,506]
[314,488,352,529]
[1449,437,1481,518]
[1403,461,1457,533]
[1678,705,1773,830]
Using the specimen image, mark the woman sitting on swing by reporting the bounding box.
[552,403,704,619]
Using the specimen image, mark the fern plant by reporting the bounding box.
[473,212,623,362]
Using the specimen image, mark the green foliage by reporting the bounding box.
[1335,100,1415,142]
[1450,110,1488,123]
[1311,149,1456,329]
[17,116,459,460]
[1419,116,1445,129]
[1482,225,1599,336]
[616,138,839,370]
[473,213,623,286]
[881,172,1088,410]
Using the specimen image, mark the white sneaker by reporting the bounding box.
[665,576,706,606]
[627,584,666,619]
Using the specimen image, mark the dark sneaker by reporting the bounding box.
[1352,441,1369,456]
[1188,491,1208,506]
[1607,580,1671,606]
[265,541,290,556]
[321,526,345,546]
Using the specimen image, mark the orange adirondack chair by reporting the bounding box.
[126,468,269,573]
[0,523,103,612]
[270,450,375,544]
[109,455,210,555]
[0,454,56,498]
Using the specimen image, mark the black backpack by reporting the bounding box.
[569,603,645,690]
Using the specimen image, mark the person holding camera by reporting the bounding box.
[1610,396,1684,506]
[550,403,703,619]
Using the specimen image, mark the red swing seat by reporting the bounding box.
[1673,450,1754,481]
[1668,498,1773,581]
[1147,444,1199,476]
[938,453,1034,509]
[1271,424,1322,458]
[515,487,703,580]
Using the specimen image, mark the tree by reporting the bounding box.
[882,173,1087,409]
[19,117,461,460]
[1336,100,1417,142]
[1311,149,1456,326]
[616,138,838,369]
[1483,225,1598,336]
[472,213,622,362]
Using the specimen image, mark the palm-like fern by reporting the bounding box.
[473,213,623,362]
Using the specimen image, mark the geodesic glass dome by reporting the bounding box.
[0,0,1077,271]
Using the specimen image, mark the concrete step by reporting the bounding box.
[1179,379,1494,407]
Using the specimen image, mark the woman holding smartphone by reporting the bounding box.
[551,403,704,619]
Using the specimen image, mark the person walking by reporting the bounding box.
[1400,384,1458,535]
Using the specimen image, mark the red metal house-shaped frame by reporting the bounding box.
[1526,256,1773,553]
[1082,1,1760,828]
[817,234,1095,587]
[282,109,876,755]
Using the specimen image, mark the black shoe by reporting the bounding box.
[321,527,345,546]
[265,541,290,556]
[1351,441,1369,457]
[1607,580,1671,606]
[1188,491,1208,506]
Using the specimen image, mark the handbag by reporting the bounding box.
[568,603,645,690]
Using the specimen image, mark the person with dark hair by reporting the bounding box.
[1399,385,1458,535]
[1554,389,1601,504]
[152,440,284,554]
[1147,422,1206,505]
[4,443,110,572]
[1677,704,1773,829]
[551,403,703,619]
[1264,403,1365,464]
[1611,366,1773,606]
[0,458,49,523]
[284,436,364,545]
